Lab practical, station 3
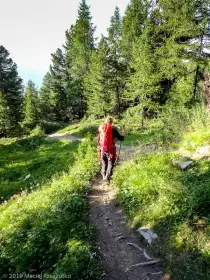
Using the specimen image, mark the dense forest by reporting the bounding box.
[0,0,210,137]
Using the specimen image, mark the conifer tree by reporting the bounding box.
[156,0,210,105]
[0,45,23,136]
[106,7,127,117]
[49,48,68,121]
[22,80,39,133]
[39,72,54,120]
[0,92,14,136]
[126,20,160,127]
[84,36,112,117]
[63,25,80,120]
[122,0,149,62]
[66,0,95,118]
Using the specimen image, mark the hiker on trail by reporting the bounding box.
[97,116,124,181]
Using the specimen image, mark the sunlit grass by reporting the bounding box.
[0,137,79,201]
[113,126,210,279]
[0,138,101,278]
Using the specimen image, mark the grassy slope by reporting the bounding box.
[0,136,78,201]
[57,118,160,146]
[113,127,210,280]
[0,136,101,278]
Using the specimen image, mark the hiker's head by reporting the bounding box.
[105,116,113,124]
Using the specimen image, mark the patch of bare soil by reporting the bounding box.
[47,133,84,142]
[88,176,169,280]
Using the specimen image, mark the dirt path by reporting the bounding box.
[89,177,165,280]
[89,147,169,280]
[47,133,84,142]
[48,133,168,279]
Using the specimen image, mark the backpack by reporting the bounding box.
[98,123,114,157]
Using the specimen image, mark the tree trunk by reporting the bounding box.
[193,65,199,101]
[116,85,121,118]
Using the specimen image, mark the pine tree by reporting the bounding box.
[126,21,160,127]
[39,72,53,120]
[190,0,210,101]
[156,0,210,105]
[122,0,152,62]
[107,6,127,117]
[84,36,112,117]
[22,80,39,133]
[0,92,13,136]
[66,0,95,118]
[0,45,23,136]
[49,48,68,121]
[63,25,81,120]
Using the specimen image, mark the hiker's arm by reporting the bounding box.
[113,128,124,141]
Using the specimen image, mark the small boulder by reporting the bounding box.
[196,145,210,155]
[137,227,158,244]
[177,161,193,170]
[24,174,31,180]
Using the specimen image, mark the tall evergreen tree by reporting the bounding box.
[122,0,153,62]
[156,0,210,105]
[66,0,95,118]
[39,72,54,121]
[63,25,81,120]
[84,36,113,117]
[107,6,127,117]
[22,80,39,132]
[0,45,23,136]
[49,48,68,121]
[126,20,160,127]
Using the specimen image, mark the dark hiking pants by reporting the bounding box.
[101,152,115,179]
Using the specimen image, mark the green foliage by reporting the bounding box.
[106,7,127,117]
[84,37,113,117]
[113,115,210,279]
[40,120,65,134]
[113,151,210,279]
[158,103,210,144]
[30,125,45,137]
[58,118,101,138]
[22,80,39,133]
[0,45,23,137]
[65,0,95,119]
[0,137,78,201]
[0,92,15,137]
[122,0,151,61]
[0,138,101,278]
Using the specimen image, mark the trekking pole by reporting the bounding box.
[115,141,122,166]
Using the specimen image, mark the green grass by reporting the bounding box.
[57,117,162,147]
[113,129,210,279]
[0,137,102,278]
[0,136,79,201]
[57,119,101,138]
[180,127,210,152]
[123,129,160,146]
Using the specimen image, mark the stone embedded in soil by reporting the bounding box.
[177,161,193,170]
[137,227,158,244]
[196,145,210,155]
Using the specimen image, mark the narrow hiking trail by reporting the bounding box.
[47,133,169,280]
[89,149,166,280]
[89,181,164,280]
